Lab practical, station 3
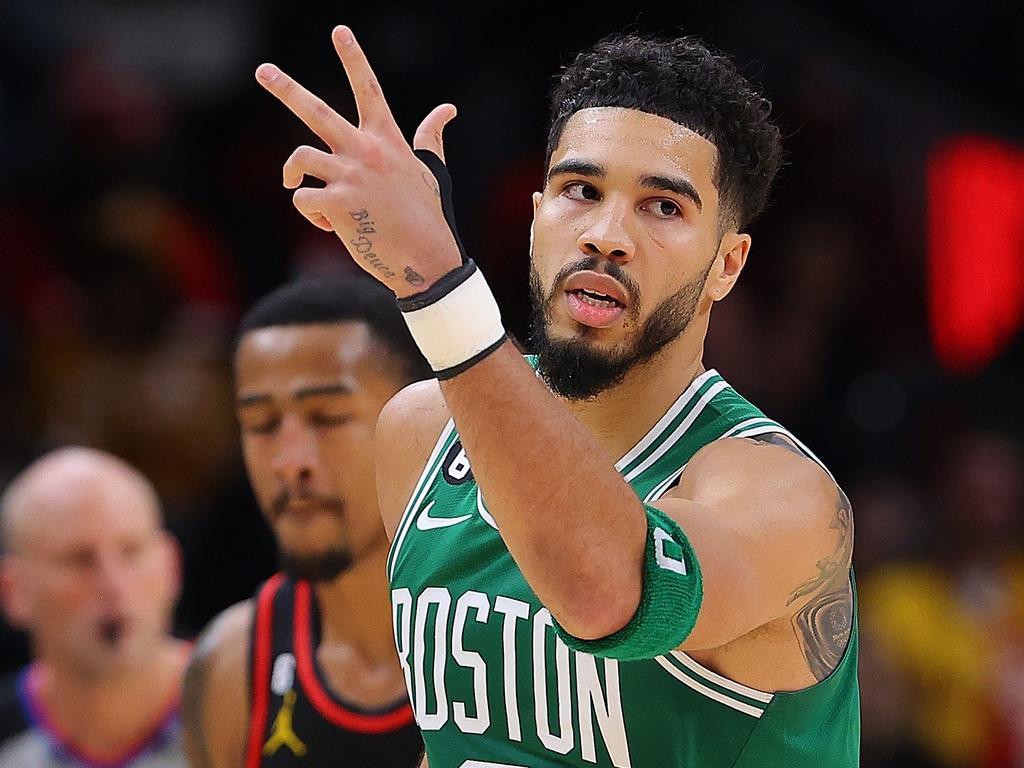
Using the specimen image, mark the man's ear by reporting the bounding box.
[530,192,543,254]
[158,531,184,605]
[0,556,33,629]
[706,232,751,302]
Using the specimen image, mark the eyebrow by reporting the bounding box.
[235,383,353,408]
[547,159,605,182]
[547,160,703,211]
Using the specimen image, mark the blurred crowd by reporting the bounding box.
[0,1,1021,766]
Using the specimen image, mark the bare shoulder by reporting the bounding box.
[677,434,840,526]
[677,433,848,584]
[182,600,254,768]
[188,599,253,672]
[375,378,451,540]
[671,433,855,681]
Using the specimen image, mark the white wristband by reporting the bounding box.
[397,261,506,379]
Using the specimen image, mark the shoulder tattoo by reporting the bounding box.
[788,487,854,681]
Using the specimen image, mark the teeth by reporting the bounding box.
[576,290,618,308]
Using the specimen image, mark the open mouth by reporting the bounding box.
[566,288,626,309]
[97,617,126,647]
[562,274,630,328]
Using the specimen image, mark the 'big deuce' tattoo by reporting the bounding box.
[348,210,397,280]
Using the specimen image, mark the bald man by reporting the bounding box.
[0,447,189,768]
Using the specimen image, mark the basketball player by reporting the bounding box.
[182,277,427,768]
[256,27,859,766]
[0,448,189,767]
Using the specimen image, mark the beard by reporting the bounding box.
[528,255,711,400]
[270,487,353,582]
[279,548,353,583]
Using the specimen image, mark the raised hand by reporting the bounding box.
[256,25,461,297]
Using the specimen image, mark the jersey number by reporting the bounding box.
[443,440,474,485]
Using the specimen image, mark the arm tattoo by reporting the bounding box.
[793,584,853,681]
[750,431,806,458]
[789,488,855,681]
[182,637,215,768]
[787,487,853,605]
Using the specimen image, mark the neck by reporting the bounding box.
[314,536,395,665]
[34,639,187,759]
[562,323,707,461]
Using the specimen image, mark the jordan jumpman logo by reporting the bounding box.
[262,690,308,757]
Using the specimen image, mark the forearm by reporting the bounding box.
[439,341,646,637]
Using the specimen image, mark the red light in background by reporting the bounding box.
[927,136,1024,374]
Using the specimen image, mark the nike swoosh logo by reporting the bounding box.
[415,500,472,531]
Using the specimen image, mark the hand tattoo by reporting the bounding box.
[348,210,397,280]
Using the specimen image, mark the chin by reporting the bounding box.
[279,547,353,582]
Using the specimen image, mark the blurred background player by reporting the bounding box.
[182,276,429,768]
[0,447,189,768]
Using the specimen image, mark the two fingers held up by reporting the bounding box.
[255,26,461,296]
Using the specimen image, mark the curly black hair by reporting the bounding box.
[546,33,783,230]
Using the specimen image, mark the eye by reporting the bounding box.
[311,412,353,428]
[563,182,601,202]
[63,548,95,570]
[642,199,682,219]
[243,415,280,436]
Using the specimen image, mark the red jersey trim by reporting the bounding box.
[244,573,286,768]
[293,581,415,734]
[22,662,182,768]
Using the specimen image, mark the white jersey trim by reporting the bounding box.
[622,380,729,483]
[653,657,765,718]
[723,422,837,483]
[669,651,774,703]
[614,369,720,472]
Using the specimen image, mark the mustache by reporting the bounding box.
[547,256,642,312]
[271,489,346,516]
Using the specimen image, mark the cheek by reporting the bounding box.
[534,199,580,250]
[324,425,382,535]
[241,437,277,501]
[35,580,94,627]
[320,423,376,490]
[645,216,704,256]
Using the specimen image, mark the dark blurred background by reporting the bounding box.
[1,1,1022,765]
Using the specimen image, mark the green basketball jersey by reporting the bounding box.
[387,368,860,767]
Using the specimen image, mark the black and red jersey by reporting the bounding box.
[245,575,422,768]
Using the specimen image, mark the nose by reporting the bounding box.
[271,415,319,489]
[576,198,636,265]
[95,550,131,602]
